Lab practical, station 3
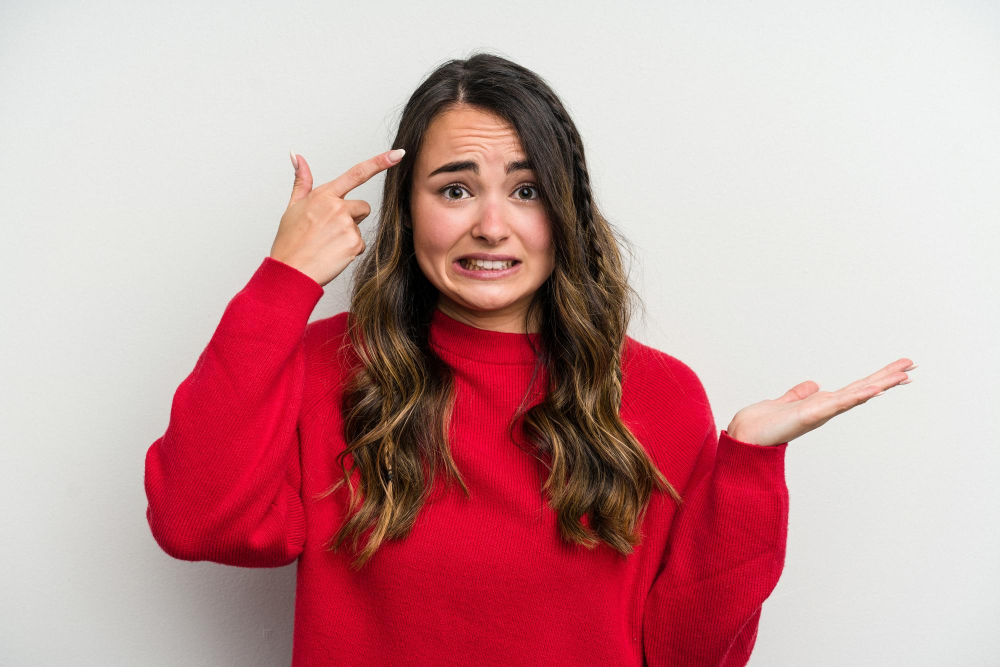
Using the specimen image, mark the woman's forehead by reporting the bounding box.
[417,108,527,175]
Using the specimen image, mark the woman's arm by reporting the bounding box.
[143,257,323,568]
[642,420,789,666]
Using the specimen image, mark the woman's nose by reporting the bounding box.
[472,196,511,243]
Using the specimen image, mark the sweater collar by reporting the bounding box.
[429,307,544,365]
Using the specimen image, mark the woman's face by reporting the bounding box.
[409,105,555,333]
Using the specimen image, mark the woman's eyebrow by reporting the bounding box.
[427,159,533,178]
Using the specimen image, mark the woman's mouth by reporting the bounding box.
[453,258,522,279]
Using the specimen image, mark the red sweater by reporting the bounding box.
[144,256,789,667]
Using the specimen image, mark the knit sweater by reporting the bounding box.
[144,256,789,667]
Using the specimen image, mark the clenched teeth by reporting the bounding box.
[460,259,515,270]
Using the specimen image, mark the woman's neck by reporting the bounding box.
[434,298,541,334]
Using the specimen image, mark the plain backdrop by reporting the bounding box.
[1,1,997,665]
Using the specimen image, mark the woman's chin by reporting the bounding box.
[441,292,523,316]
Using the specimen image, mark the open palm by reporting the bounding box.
[726,358,917,447]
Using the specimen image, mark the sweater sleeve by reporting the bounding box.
[143,256,325,568]
[642,422,789,666]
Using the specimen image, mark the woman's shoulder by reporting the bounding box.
[303,310,357,372]
[305,309,350,338]
[621,335,713,434]
[622,336,706,396]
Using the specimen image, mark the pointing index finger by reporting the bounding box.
[318,149,404,199]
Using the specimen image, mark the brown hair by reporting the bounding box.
[314,51,681,570]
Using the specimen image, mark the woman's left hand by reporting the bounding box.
[726,358,917,447]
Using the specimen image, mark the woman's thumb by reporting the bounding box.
[288,150,313,204]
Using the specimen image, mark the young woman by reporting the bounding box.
[144,52,914,666]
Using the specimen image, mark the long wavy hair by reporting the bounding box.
[314,51,682,570]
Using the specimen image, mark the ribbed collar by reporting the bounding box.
[428,308,544,366]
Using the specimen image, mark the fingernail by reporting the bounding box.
[873,390,886,397]
[289,150,298,172]
[903,363,918,371]
[388,148,406,162]
[899,379,912,385]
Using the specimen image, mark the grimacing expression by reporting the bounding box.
[409,105,555,333]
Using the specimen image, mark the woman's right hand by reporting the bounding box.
[270,148,405,287]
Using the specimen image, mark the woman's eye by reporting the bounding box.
[515,184,540,201]
[439,184,470,201]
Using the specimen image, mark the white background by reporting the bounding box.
[1,0,997,664]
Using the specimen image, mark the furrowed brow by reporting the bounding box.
[427,159,534,178]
